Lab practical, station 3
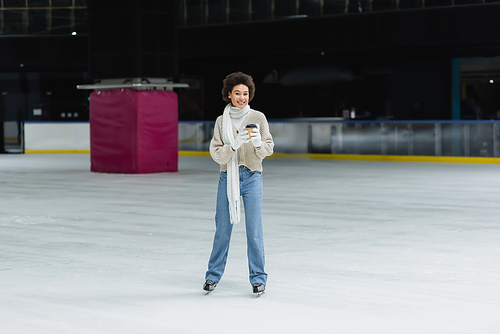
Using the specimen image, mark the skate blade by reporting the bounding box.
[256,291,265,298]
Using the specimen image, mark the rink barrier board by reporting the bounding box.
[23,121,500,161]
[23,149,500,164]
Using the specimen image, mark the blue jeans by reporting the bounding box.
[205,166,267,286]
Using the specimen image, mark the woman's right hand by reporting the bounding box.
[231,130,249,151]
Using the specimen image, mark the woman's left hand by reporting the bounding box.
[250,124,262,148]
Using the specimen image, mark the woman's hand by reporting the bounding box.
[231,130,249,151]
[250,124,262,148]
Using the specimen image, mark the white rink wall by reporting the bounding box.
[24,122,91,152]
[23,121,309,154]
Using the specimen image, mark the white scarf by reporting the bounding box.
[222,103,250,224]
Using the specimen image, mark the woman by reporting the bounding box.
[203,72,274,295]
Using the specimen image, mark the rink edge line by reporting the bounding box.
[179,151,500,164]
[25,150,91,154]
[24,150,500,164]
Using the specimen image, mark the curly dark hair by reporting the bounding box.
[221,72,255,103]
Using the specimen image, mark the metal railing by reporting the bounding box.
[179,0,499,26]
[0,0,87,35]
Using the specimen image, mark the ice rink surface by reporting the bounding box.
[1,154,499,334]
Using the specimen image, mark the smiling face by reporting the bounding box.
[228,84,249,109]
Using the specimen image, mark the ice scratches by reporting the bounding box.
[0,216,59,226]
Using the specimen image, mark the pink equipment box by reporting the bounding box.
[90,88,178,173]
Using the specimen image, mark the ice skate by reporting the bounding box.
[252,283,265,297]
[203,280,217,295]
